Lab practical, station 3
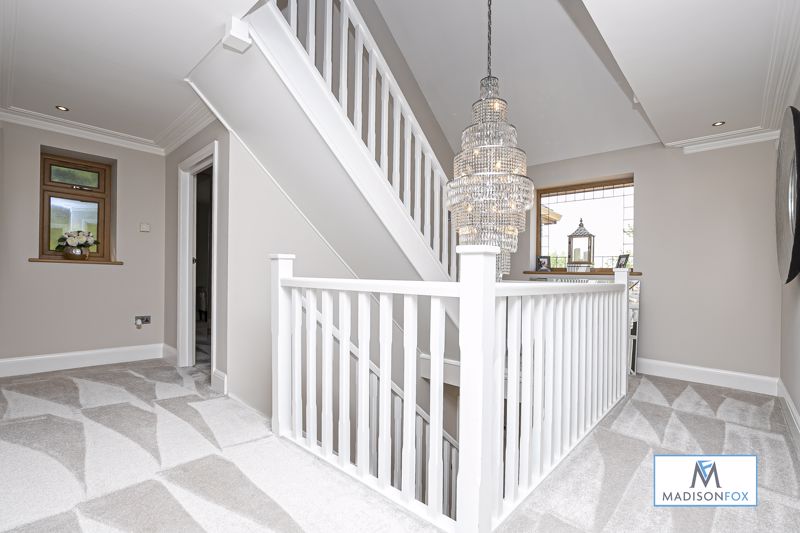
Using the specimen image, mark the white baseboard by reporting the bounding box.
[211,369,228,394]
[778,379,800,438]
[163,344,178,364]
[0,343,168,378]
[637,357,778,396]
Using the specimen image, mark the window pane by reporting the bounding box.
[51,164,100,188]
[49,197,99,252]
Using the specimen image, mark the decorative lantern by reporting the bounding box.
[568,218,594,269]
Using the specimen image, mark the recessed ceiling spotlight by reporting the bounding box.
[712,121,725,127]
[55,105,69,112]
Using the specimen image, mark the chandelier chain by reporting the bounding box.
[487,0,492,77]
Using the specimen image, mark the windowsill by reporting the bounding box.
[28,258,124,265]
[523,270,642,276]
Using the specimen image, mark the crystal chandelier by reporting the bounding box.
[446,0,534,278]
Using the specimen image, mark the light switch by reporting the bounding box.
[139,223,151,233]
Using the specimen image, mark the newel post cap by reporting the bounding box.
[269,253,296,260]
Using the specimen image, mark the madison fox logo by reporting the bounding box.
[690,460,721,489]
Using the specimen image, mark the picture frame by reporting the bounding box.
[536,255,551,272]
[615,254,630,269]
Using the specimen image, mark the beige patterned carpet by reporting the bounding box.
[499,373,800,532]
[0,359,432,532]
[3,359,799,532]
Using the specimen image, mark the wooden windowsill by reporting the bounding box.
[29,258,124,265]
[523,270,642,276]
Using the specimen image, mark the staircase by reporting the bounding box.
[188,0,456,286]
[187,2,631,531]
[187,0,463,520]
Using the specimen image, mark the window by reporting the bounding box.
[537,176,634,271]
[39,153,112,261]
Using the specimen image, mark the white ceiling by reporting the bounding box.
[376,0,800,162]
[374,0,659,166]
[0,0,255,153]
[582,0,800,148]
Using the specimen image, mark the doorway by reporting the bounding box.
[195,167,213,367]
[177,141,224,393]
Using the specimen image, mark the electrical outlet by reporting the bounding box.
[135,315,151,325]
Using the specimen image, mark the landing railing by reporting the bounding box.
[273,0,456,278]
[271,246,629,532]
[303,295,460,515]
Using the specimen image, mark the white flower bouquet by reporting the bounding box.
[55,230,98,251]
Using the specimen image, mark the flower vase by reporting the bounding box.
[63,246,89,260]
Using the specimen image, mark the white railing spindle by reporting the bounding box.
[413,136,422,231]
[369,372,379,476]
[492,296,507,515]
[433,170,441,260]
[357,292,371,475]
[322,0,333,87]
[321,290,334,456]
[367,52,377,158]
[353,31,363,138]
[291,288,303,439]
[504,296,521,502]
[401,294,418,500]
[306,0,316,64]
[306,288,318,448]
[518,296,533,489]
[338,291,352,466]
[552,296,563,460]
[289,0,297,32]
[392,98,401,195]
[380,75,389,176]
[403,120,412,212]
[270,254,294,436]
[378,293,393,487]
[423,154,432,244]
[338,3,348,112]
[427,296,445,516]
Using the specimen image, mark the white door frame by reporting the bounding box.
[177,141,223,392]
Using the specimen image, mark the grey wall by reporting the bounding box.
[0,122,166,357]
[515,141,781,378]
[780,89,800,412]
[224,133,355,413]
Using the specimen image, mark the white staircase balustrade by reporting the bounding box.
[273,0,456,278]
[282,265,461,518]
[270,247,629,532]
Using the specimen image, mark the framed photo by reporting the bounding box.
[615,254,630,269]
[536,256,551,272]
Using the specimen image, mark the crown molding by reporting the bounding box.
[0,106,165,155]
[0,0,208,158]
[154,99,216,154]
[761,0,800,130]
[664,126,779,154]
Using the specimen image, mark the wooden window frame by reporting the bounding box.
[39,154,113,262]
[535,176,633,273]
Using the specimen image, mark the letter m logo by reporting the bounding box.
[691,460,721,488]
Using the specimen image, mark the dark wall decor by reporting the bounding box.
[777,106,800,284]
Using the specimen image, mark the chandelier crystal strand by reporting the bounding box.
[446,0,534,278]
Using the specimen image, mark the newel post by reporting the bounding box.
[270,253,295,436]
[614,268,630,386]
[456,245,499,533]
